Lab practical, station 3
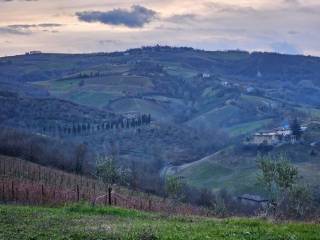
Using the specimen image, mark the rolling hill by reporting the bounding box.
[1,46,320,197]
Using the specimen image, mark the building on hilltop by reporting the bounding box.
[26,51,42,55]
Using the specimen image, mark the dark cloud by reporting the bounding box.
[270,42,300,55]
[76,5,157,28]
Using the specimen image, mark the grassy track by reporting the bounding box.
[0,204,319,240]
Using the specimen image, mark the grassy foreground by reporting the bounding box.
[0,204,319,240]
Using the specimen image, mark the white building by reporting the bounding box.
[202,73,211,78]
[247,126,307,146]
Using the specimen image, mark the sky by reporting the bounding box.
[0,0,319,57]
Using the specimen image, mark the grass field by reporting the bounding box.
[0,204,319,240]
[178,162,261,195]
[226,119,273,137]
[174,142,320,195]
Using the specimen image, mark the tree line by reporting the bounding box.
[39,114,152,137]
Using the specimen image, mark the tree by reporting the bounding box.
[258,154,297,201]
[165,176,184,200]
[257,154,312,219]
[74,144,87,174]
[290,118,302,140]
[96,155,119,187]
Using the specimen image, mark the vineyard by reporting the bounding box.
[0,155,210,216]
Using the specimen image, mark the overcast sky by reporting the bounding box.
[0,0,319,56]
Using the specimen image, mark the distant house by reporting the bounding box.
[26,51,42,55]
[250,131,289,145]
[202,73,211,78]
[221,81,230,87]
[246,86,255,93]
[246,126,307,146]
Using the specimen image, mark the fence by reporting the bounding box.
[0,156,210,216]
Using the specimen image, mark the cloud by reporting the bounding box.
[76,5,157,28]
[1,0,38,1]
[0,27,30,35]
[165,14,197,23]
[0,23,61,35]
[270,42,301,55]
[205,2,256,14]
[8,23,63,29]
[283,0,300,5]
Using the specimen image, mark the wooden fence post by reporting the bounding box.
[26,188,29,204]
[108,187,112,205]
[1,182,4,202]
[104,190,108,206]
[77,185,80,202]
[149,198,152,211]
[41,184,44,204]
[11,181,14,201]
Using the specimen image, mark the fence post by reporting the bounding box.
[108,187,112,206]
[11,181,14,202]
[26,188,29,204]
[104,189,108,206]
[1,182,4,202]
[41,184,44,204]
[149,198,152,211]
[77,185,80,202]
[53,189,56,204]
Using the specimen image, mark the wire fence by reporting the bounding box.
[0,156,210,216]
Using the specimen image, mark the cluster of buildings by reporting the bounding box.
[246,126,307,146]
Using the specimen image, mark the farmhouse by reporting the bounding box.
[250,131,292,145]
[246,127,306,146]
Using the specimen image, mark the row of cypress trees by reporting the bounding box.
[40,114,151,136]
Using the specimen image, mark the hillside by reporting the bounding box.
[1,47,320,197]
[1,204,319,240]
[168,124,320,195]
[0,155,208,216]
[2,47,320,139]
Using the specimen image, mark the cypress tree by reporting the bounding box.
[290,118,302,140]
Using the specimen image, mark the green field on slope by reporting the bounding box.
[0,204,319,240]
